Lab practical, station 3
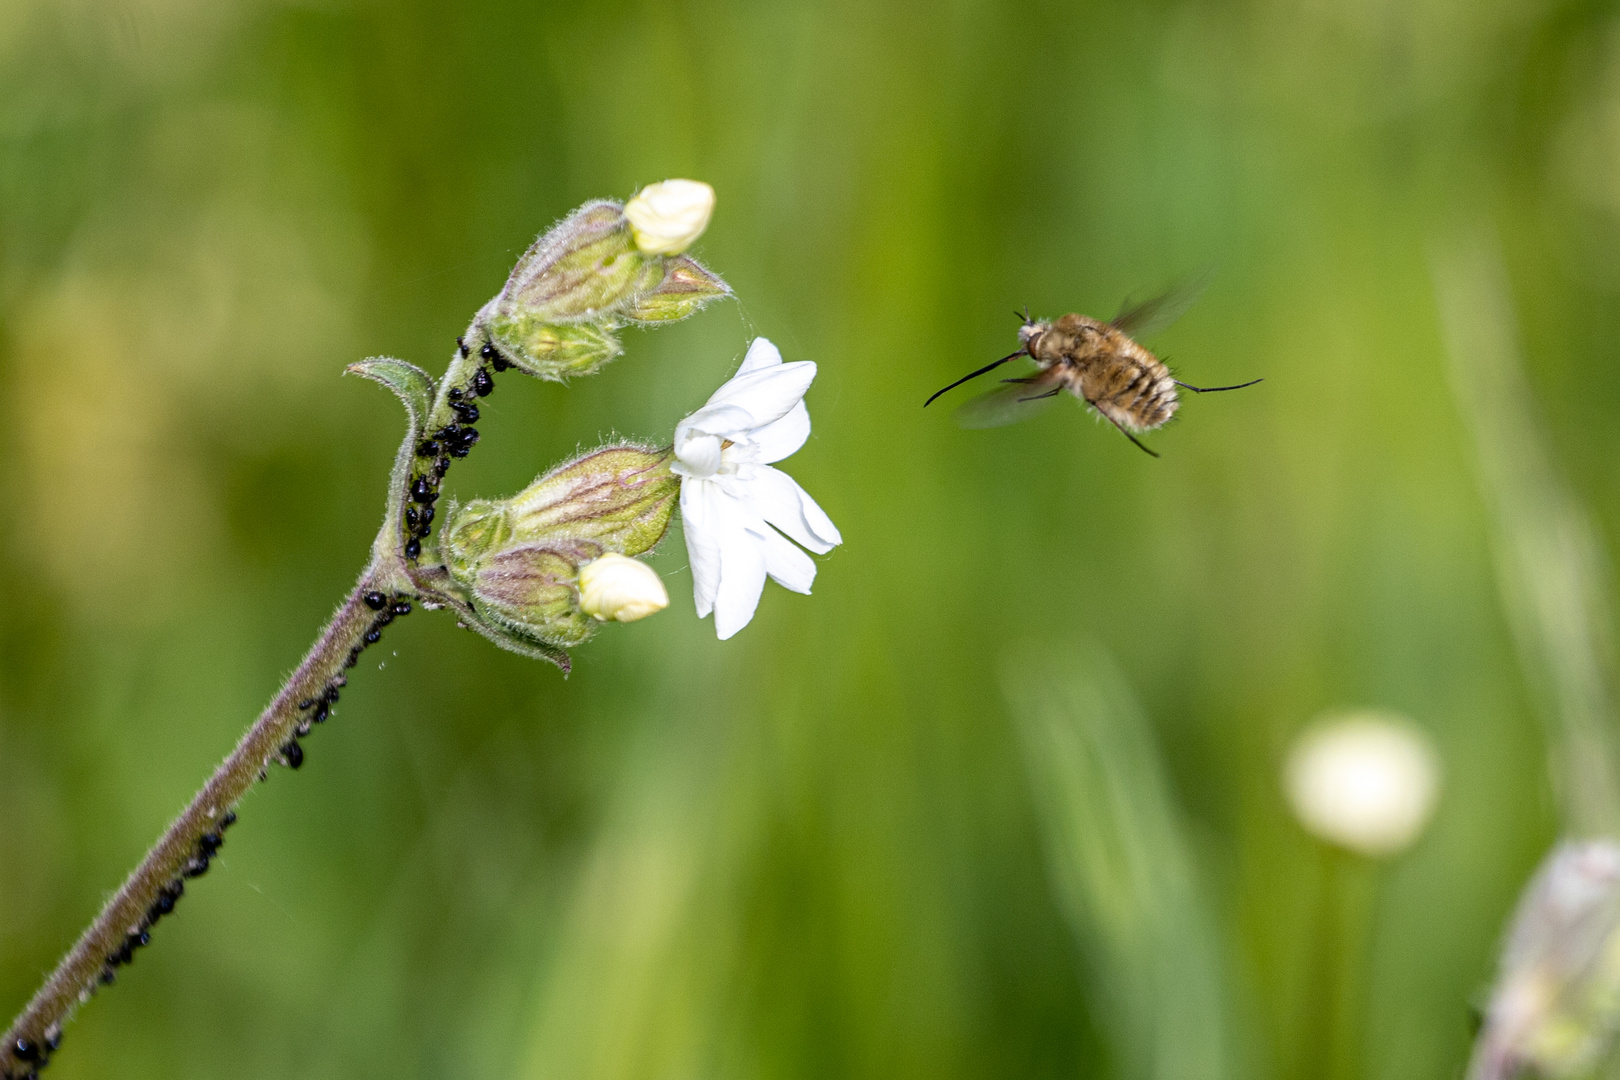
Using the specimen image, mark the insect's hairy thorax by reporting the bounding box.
[1027,313,1115,370]
[1027,313,1179,432]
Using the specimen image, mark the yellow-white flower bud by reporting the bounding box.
[578,553,668,622]
[1283,711,1441,858]
[624,179,715,256]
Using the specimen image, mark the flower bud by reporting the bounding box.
[624,179,715,255]
[503,446,679,555]
[483,316,623,382]
[1283,711,1440,858]
[1469,841,1620,1080]
[438,445,680,649]
[494,201,660,326]
[623,256,732,324]
[466,541,599,648]
[578,553,668,622]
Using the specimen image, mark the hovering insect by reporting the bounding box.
[923,285,1261,457]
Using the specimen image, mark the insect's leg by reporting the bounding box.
[1018,387,1063,402]
[924,350,1027,407]
[1173,377,1264,393]
[1088,398,1161,458]
[1001,376,1039,384]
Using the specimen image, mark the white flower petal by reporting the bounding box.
[740,465,842,553]
[680,480,725,618]
[750,401,810,464]
[701,361,817,430]
[673,428,725,478]
[714,514,768,640]
[752,522,817,594]
[675,403,754,447]
[736,337,783,374]
[578,553,668,622]
[624,179,714,256]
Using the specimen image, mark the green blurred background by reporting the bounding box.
[4,0,1618,1076]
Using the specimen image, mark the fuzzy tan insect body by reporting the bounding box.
[924,286,1260,457]
[1020,313,1179,433]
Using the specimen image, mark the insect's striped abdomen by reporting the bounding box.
[1080,348,1179,432]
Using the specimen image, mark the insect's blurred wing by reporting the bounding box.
[956,378,1063,429]
[1110,269,1214,338]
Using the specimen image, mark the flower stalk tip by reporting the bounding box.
[473,185,729,382]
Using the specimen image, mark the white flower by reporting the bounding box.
[673,338,841,639]
[578,553,669,623]
[1283,711,1441,857]
[624,179,715,256]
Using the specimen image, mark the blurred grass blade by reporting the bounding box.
[1004,644,1229,1080]
[516,714,743,1080]
[1432,232,1620,836]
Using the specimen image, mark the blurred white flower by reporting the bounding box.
[624,179,715,256]
[578,553,669,623]
[673,338,841,639]
[1283,711,1441,857]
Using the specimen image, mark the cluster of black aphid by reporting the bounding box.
[401,337,509,561]
[272,591,414,774]
[87,806,240,1001]
[4,1025,61,1080]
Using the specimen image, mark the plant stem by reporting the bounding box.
[1296,845,1376,1080]
[0,570,410,1078]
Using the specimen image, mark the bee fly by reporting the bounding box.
[923,285,1261,457]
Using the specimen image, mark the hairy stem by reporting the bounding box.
[0,570,413,1078]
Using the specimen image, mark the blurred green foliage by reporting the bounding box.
[1008,645,1231,1080]
[3,0,1620,1076]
